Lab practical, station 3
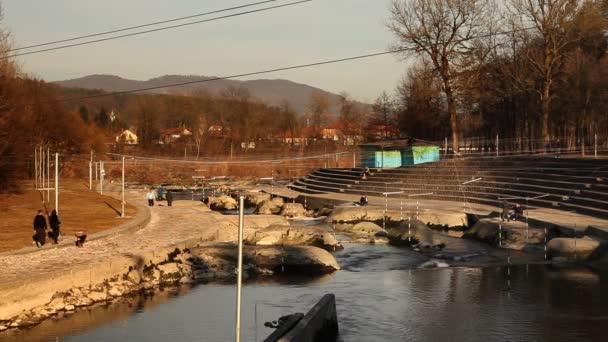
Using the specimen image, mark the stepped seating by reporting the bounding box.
[289,156,608,219]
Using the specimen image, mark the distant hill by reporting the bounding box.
[54,74,367,115]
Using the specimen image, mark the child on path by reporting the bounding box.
[146,189,156,207]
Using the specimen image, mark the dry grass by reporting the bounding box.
[0,180,137,253]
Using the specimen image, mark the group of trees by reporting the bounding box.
[384,0,608,152]
[0,6,107,188]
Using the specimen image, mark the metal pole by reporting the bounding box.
[95,162,98,181]
[496,134,499,157]
[47,147,50,203]
[89,151,93,190]
[100,161,104,195]
[235,196,245,342]
[55,153,59,214]
[383,194,387,231]
[41,146,45,202]
[353,152,356,168]
[121,156,125,218]
[184,148,187,161]
[34,147,38,189]
[499,223,502,247]
[445,137,448,156]
[595,134,597,158]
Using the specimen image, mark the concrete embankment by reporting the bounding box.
[0,239,339,330]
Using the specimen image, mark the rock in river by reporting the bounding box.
[386,219,435,246]
[189,244,340,276]
[209,195,238,211]
[547,237,608,261]
[245,225,343,251]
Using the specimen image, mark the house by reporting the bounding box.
[208,125,226,138]
[160,127,192,144]
[115,129,138,145]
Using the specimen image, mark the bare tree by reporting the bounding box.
[308,90,330,140]
[388,0,494,152]
[371,91,395,139]
[507,0,589,148]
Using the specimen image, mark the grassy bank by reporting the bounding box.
[0,180,136,253]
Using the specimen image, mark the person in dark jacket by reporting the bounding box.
[166,190,173,207]
[32,210,47,248]
[48,209,61,244]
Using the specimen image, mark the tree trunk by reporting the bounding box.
[445,86,459,154]
[541,80,551,151]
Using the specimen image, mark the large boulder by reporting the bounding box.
[547,237,608,261]
[463,218,547,249]
[346,222,385,236]
[209,195,238,211]
[386,219,435,246]
[256,197,285,215]
[246,192,271,207]
[280,203,308,218]
[245,225,342,251]
[189,244,340,276]
[327,207,388,223]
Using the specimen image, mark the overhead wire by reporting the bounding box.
[3,0,312,59]
[1,0,282,54]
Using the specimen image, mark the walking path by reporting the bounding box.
[0,189,280,289]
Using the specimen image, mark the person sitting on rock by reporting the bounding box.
[359,194,368,206]
[513,203,524,220]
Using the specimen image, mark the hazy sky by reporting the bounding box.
[3,0,411,102]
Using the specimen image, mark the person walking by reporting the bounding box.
[146,189,156,207]
[166,190,173,207]
[48,209,61,244]
[32,210,47,248]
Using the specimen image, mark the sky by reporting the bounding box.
[2,0,412,103]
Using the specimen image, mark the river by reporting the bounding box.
[1,243,606,342]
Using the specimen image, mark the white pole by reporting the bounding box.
[95,162,98,181]
[235,196,245,342]
[595,134,597,159]
[47,147,50,203]
[34,147,38,189]
[383,194,387,231]
[41,146,45,202]
[89,151,93,190]
[496,134,499,157]
[121,156,125,218]
[100,161,104,195]
[55,153,59,214]
[353,152,356,168]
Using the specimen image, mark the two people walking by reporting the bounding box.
[32,209,61,248]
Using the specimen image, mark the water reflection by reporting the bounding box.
[1,245,606,342]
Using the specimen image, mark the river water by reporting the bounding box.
[2,243,607,342]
